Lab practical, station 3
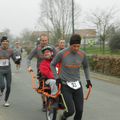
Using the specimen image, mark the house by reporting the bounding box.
[75,29,97,45]
[32,29,97,46]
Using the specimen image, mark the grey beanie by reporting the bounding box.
[70,34,81,45]
[1,36,8,43]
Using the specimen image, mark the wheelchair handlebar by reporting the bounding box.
[84,86,92,100]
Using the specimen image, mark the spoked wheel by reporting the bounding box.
[46,98,58,120]
[46,107,57,120]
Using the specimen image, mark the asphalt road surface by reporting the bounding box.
[0,58,120,120]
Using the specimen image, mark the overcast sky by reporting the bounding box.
[0,0,119,37]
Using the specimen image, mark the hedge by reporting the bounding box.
[88,55,120,77]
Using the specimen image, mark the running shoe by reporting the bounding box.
[4,102,10,107]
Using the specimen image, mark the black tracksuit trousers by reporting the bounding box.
[0,71,12,102]
[61,83,84,120]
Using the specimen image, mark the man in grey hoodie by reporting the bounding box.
[27,34,56,111]
[51,34,92,120]
[0,36,17,107]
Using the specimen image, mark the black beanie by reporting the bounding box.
[1,36,8,43]
[70,34,81,45]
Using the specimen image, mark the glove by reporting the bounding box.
[86,80,92,88]
[37,72,42,79]
[56,78,62,86]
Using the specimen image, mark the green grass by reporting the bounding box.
[81,46,120,56]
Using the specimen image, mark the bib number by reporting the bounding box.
[0,59,9,66]
[67,81,81,90]
[16,56,21,59]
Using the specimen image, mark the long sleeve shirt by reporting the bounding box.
[27,45,44,69]
[50,47,90,82]
[39,59,54,79]
[27,44,56,69]
[0,47,16,72]
[13,47,22,57]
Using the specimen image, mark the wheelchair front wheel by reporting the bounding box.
[46,107,57,120]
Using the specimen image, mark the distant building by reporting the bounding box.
[32,29,97,46]
[75,29,97,45]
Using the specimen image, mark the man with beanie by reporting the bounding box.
[51,34,92,120]
[0,36,16,107]
[27,34,56,112]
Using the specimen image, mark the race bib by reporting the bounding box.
[67,81,81,90]
[16,56,21,59]
[0,59,9,66]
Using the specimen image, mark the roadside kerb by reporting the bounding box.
[81,70,120,85]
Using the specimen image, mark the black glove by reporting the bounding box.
[86,80,92,88]
[15,61,19,64]
[56,78,62,86]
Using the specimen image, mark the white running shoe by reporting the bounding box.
[4,102,10,107]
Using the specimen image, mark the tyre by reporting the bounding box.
[46,107,57,120]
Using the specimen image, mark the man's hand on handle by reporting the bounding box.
[86,80,92,88]
[56,78,62,86]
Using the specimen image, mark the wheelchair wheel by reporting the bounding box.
[46,98,58,120]
[46,107,57,120]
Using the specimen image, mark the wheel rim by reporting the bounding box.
[46,109,54,120]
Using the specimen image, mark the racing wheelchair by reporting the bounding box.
[29,70,92,120]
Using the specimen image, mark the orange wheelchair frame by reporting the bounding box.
[30,71,92,99]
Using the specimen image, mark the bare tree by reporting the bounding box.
[20,29,38,54]
[0,28,15,43]
[38,0,81,44]
[85,7,118,54]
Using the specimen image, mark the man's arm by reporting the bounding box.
[11,50,17,63]
[27,48,37,68]
[82,54,92,88]
[82,54,90,80]
[50,52,62,79]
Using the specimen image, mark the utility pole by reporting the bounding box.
[72,0,74,34]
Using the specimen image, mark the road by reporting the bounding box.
[0,58,120,120]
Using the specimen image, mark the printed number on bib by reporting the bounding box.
[16,56,21,59]
[0,59,9,66]
[67,81,81,90]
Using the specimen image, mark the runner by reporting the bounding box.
[55,39,66,74]
[50,34,92,120]
[55,39,65,53]
[14,41,23,72]
[0,36,17,107]
[27,34,56,111]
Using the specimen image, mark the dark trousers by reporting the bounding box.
[61,83,84,120]
[0,71,12,102]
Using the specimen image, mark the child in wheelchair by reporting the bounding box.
[38,45,65,110]
[38,46,58,95]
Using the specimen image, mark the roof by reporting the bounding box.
[75,29,96,38]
